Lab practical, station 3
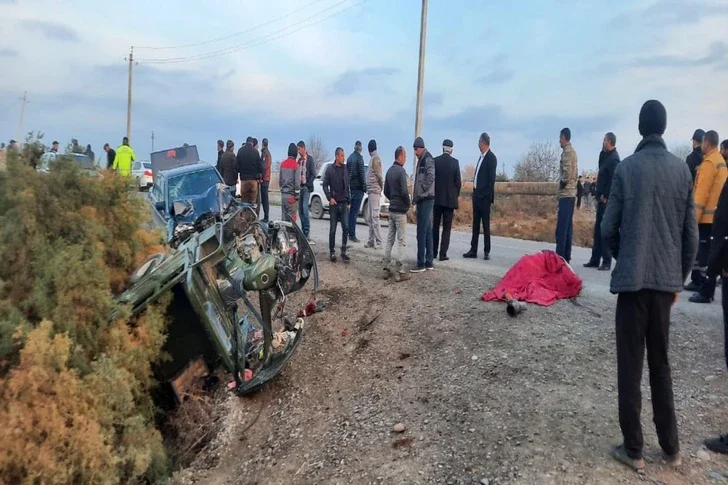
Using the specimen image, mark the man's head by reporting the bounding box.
[335,147,345,165]
[702,130,720,153]
[246,136,253,145]
[413,136,425,158]
[217,139,224,151]
[52,141,59,151]
[442,139,453,155]
[262,138,269,148]
[103,143,110,152]
[720,140,728,160]
[395,146,406,165]
[297,140,306,157]
[638,100,667,138]
[692,129,705,150]
[355,140,362,153]
[478,133,490,153]
[122,136,129,145]
[559,128,571,148]
[9,140,17,150]
[578,175,583,180]
[603,132,616,152]
[252,138,258,149]
[226,140,235,151]
[287,143,298,158]
[368,139,377,155]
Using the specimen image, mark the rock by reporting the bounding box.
[706,375,719,382]
[472,355,479,361]
[480,479,490,485]
[707,471,725,482]
[393,423,406,433]
[698,449,711,461]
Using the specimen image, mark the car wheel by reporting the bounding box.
[310,196,324,219]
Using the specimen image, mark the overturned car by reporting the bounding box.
[117,185,318,404]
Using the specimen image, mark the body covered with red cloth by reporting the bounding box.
[482,250,582,306]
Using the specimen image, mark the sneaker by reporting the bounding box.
[610,444,645,472]
[341,253,351,263]
[705,434,728,454]
[410,267,426,274]
[330,254,337,263]
[349,236,360,243]
[583,261,599,268]
[425,265,435,271]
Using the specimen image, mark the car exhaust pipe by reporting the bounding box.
[506,299,527,317]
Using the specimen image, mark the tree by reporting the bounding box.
[513,141,560,182]
[462,164,475,182]
[672,144,692,161]
[306,134,331,173]
[496,162,510,182]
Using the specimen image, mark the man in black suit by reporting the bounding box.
[464,132,497,260]
[433,139,462,261]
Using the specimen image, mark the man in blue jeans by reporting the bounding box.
[346,140,366,243]
[297,140,316,242]
[555,128,579,263]
[411,136,436,273]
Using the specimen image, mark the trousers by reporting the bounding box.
[384,213,407,272]
[555,197,575,262]
[367,192,383,245]
[329,203,349,255]
[299,187,311,237]
[416,199,434,268]
[470,196,492,256]
[433,205,454,258]
[589,201,612,266]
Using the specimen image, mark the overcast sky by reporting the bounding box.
[1,0,727,174]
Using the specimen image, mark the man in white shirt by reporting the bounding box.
[464,132,497,260]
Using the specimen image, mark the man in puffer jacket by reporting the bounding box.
[347,141,367,242]
[365,139,384,248]
[411,136,435,272]
[686,130,728,303]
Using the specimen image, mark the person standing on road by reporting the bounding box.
[103,143,116,170]
[585,132,620,271]
[219,140,238,196]
[703,139,728,454]
[555,128,578,263]
[113,136,136,177]
[237,136,264,205]
[279,143,301,225]
[324,147,351,263]
[297,140,316,242]
[411,136,436,273]
[346,140,366,243]
[433,139,461,261]
[260,138,272,223]
[686,129,705,182]
[383,146,411,281]
[464,133,497,261]
[601,100,698,471]
[686,130,727,304]
[216,139,224,171]
[365,139,384,249]
[583,176,592,212]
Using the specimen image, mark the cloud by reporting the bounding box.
[20,19,80,42]
[0,48,18,57]
[328,67,399,95]
[477,68,515,85]
[631,41,728,68]
[610,0,728,29]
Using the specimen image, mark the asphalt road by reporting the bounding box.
[304,214,722,319]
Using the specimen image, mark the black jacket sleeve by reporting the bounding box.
[358,155,366,189]
[256,150,264,179]
[707,183,728,276]
[485,152,497,203]
[307,156,316,191]
[322,165,332,201]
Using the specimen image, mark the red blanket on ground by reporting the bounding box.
[482,250,582,306]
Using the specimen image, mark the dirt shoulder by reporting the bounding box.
[172,246,728,485]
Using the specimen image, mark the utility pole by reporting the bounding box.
[151,131,155,152]
[414,0,428,142]
[126,47,135,142]
[16,91,28,143]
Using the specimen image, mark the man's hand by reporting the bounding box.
[329,198,337,206]
[672,292,680,306]
[601,195,607,204]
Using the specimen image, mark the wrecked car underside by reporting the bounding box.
[116,185,318,402]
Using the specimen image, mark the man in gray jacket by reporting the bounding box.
[601,100,698,471]
[365,139,384,248]
[411,136,435,273]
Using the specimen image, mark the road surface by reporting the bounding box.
[304,215,722,318]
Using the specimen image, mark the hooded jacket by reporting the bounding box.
[366,152,384,195]
[694,147,728,225]
[413,149,435,204]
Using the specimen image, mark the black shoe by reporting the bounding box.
[705,434,728,455]
[439,255,449,261]
[349,236,360,243]
[483,254,490,261]
[341,253,351,263]
[598,264,611,271]
[583,261,599,268]
[689,293,712,304]
[684,281,702,292]
[330,254,337,263]
[463,251,477,259]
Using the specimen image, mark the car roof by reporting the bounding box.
[159,162,215,178]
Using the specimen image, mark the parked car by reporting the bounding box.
[38,151,99,176]
[132,160,153,191]
[309,162,389,221]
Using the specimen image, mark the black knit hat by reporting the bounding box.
[413,136,425,149]
[692,129,705,142]
[368,139,377,153]
[288,143,298,158]
[442,139,453,148]
[638,100,667,137]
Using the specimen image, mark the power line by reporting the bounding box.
[134,0,330,51]
[137,0,368,65]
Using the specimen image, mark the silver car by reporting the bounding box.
[132,160,153,191]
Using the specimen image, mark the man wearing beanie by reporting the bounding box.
[411,136,436,272]
[555,128,578,262]
[686,129,705,182]
[433,139,461,261]
[686,130,727,304]
[279,143,302,224]
[365,139,384,249]
[346,140,367,243]
[601,100,698,471]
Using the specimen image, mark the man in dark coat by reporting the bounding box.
[216,139,224,171]
[346,140,366,243]
[686,129,705,182]
[464,132,497,261]
[433,139,461,261]
[104,143,116,170]
[237,136,264,205]
[585,132,620,271]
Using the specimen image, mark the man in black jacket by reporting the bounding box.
[323,147,350,263]
[216,139,224,171]
[383,146,411,280]
[104,143,116,170]
[464,132,497,260]
[433,139,461,261]
[686,129,705,182]
[346,140,367,243]
[219,140,238,195]
[237,136,264,205]
[704,139,728,455]
[297,140,316,240]
[585,132,620,271]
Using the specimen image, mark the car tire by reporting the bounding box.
[310,196,324,219]
[129,253,167,285]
